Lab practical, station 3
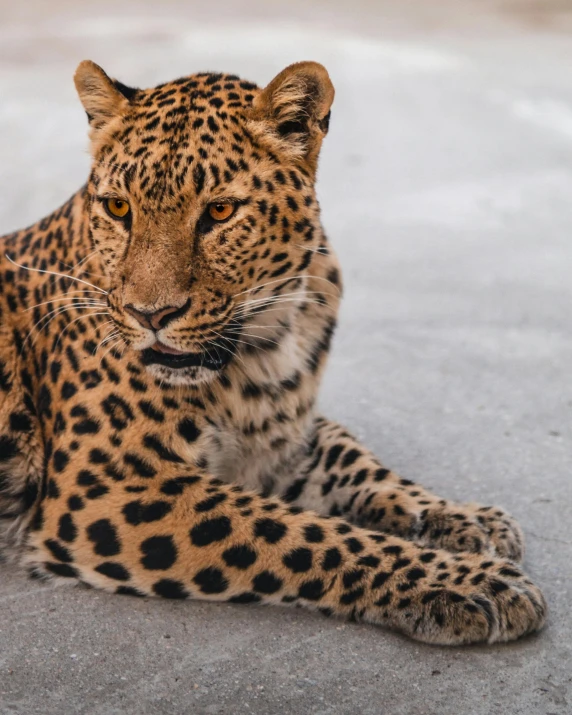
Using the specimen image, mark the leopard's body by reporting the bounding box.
[0,61,546,645]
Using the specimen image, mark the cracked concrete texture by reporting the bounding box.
[0,1,571,713]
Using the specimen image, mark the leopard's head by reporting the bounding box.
[75,60,334,385]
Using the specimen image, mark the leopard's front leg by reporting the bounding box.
[281,417,524,561]
[27,463,545,645]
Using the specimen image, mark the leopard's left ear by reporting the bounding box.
[248,62,334,174]
[74,60,137,138]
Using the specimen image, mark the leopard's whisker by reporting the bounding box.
[25,294,107,311]
[225,323,286,331]
[99,335,126,363]
[234,273,341,298]
[208,329,249,369]
[57,251,107,281]
[218,330,279,356]
[236,332,281,348]
[98,332,121,353]
[5,253,108,294]
[54,312,111,349]
[236,289,339,307]
[23,303,110,348]
[57,249,98,276]
[234,296,336,317]
[93,320,116,348]
[294,244,329,254]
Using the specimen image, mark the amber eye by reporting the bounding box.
[105,198,130,219]
[208,202,235,222]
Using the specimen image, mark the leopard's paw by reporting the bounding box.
[380,554,546,645]
[463,503,524,561]
[417,503,524,561]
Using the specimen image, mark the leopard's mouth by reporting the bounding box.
[140,347,226,371]
[139,337,237,372]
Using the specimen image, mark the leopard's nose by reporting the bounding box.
[124,299,191,331]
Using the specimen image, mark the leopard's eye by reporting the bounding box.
[105,198,130,219]
[208,202,235,222]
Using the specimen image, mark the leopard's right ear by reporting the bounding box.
[247,62,334,175]
[74,60,137,134]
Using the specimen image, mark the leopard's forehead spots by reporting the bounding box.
[95,73,263,210]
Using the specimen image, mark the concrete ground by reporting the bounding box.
[0,1,571,713]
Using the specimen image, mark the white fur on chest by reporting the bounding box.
[202,409,313,494]
[186,329,317,494]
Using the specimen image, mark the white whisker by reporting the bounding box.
[294,244,329,254]
[54,312,110,348]
[226,323,286,331]
[24,303,109,347]
[238,332,281,347]
[208,329,248,370]
[25,294,107,311]
[57,253,107,281]
[234,296,336,318]
[5,253,108,295]
[93,321,116,347]
[99,336,126,363]
[234,273,340,298]
[236,289,339,310]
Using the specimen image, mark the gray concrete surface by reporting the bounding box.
[0,1,571,713]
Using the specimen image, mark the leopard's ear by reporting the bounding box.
[74,61,136,134]
[248,62,334,174]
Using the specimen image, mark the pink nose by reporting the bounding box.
[124,299,191,331]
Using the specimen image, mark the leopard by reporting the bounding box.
[0,59,546,646]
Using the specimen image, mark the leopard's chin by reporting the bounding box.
[144,362,222,386]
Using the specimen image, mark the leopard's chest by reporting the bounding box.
[175,332,320,493]
[199,408,313,495]
[176,367,318,494]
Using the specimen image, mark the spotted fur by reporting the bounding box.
[0,61,546,645]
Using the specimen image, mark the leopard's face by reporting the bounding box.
[78,64,334,385]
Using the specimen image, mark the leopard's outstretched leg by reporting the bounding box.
[26,462,545,646]
[280,417,525,561]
